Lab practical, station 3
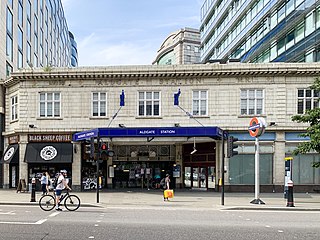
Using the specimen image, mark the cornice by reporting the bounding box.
[4,63,320,87]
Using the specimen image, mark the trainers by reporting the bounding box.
[55,208,62,211]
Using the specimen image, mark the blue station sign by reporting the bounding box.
[73,126,223,141]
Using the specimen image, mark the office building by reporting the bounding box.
[0,0,77,186]
[200,0,320,63]
[153,27,200,65]
[2,63,319,192]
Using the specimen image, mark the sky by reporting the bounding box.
[61,0,203,66]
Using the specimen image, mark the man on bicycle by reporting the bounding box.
[55,169,71,211]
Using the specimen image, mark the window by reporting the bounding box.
[11,95,18,121]
[297,89,319,114]
[6,34,13,61]
[6,62,13,77]
[18,1,23,26]
[192,90,208,116]
[138,91,160,117]
[39,92,61,117]
[18,50,23,68]
[27,42,31,63]
[240,89,264,115]
[92,92,106,117]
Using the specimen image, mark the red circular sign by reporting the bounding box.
[249,117,265,137]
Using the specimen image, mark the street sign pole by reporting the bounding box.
[249,117,266,204]
[96,135,100,204]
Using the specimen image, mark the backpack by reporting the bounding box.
[160,178,165,188]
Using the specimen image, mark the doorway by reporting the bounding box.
[184,165,215,190]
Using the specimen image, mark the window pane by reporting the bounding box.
[139,101,144,116]
[154,92,159,99]
[93,102,98,116]
[47,102,52,116]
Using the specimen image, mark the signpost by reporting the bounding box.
[248,117,266,204]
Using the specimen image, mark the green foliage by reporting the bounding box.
[291,77,320,167]
[43,65,53,72]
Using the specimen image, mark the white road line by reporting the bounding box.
[49,212,60,217]
[0,220,45,225]
[35,219,48,224]
[0,212,16,215]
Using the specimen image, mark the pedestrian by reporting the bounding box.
[164,174,170,201]
[45,172,51,192]
[40,172,48,196]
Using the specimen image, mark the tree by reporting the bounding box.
[291,77,320,168]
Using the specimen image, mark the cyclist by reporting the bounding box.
[55,169,71,211]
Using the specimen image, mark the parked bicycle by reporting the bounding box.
[39,189,80,211]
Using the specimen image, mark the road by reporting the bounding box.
[0,205,319,240]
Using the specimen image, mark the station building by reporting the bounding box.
[1,63,319,192]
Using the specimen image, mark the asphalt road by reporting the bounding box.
[0,205,319,240]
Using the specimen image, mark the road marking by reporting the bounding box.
[278,230,284,233]
[49,212,60,217]
[88,236,94,239]
[0,211,15,215]
[35,219,48,224]
[0,220,46,225]
[265,225,271,228]
[94,224,99,227]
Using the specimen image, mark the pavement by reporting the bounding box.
[0,189,320,211]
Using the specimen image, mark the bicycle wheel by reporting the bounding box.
[39,195,55,211]
[64,195,80,211]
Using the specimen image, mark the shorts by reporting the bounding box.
[55,189,62,196]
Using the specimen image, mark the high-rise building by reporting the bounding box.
[153,27,200,65]
[0,0,77,186]
[200,0,320,63]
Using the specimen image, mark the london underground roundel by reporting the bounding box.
[248,117,266,137]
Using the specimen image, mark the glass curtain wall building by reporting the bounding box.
[0,0,77,187]
[200,0,320,63]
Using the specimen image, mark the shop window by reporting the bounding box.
[229,154,273,184]
[192,90,208,116]
[292,154,320,184]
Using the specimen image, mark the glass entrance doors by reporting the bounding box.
[184,165,215,190]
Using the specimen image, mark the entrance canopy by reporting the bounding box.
[25,143,73,163]
[73,126,223,141]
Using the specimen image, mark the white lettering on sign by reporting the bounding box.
[160,130,175,134]
[139,130,155,135]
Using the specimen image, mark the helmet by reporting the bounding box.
[60,169,67,174]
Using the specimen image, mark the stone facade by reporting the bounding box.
[2,63,320,192]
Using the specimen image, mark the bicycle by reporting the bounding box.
[39,189,81,211]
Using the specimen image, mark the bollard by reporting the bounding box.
[286,180,294,207]
[30,177,36,202]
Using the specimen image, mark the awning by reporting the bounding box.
[1,144,19,164]
[25,143,73,163]
[73,126,224,141]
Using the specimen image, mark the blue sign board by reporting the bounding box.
[73,126,223,141]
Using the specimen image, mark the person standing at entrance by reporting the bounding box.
[40,172,48,196]
[164,174,170,201]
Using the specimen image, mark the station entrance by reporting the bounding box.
[73,127,223,191]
